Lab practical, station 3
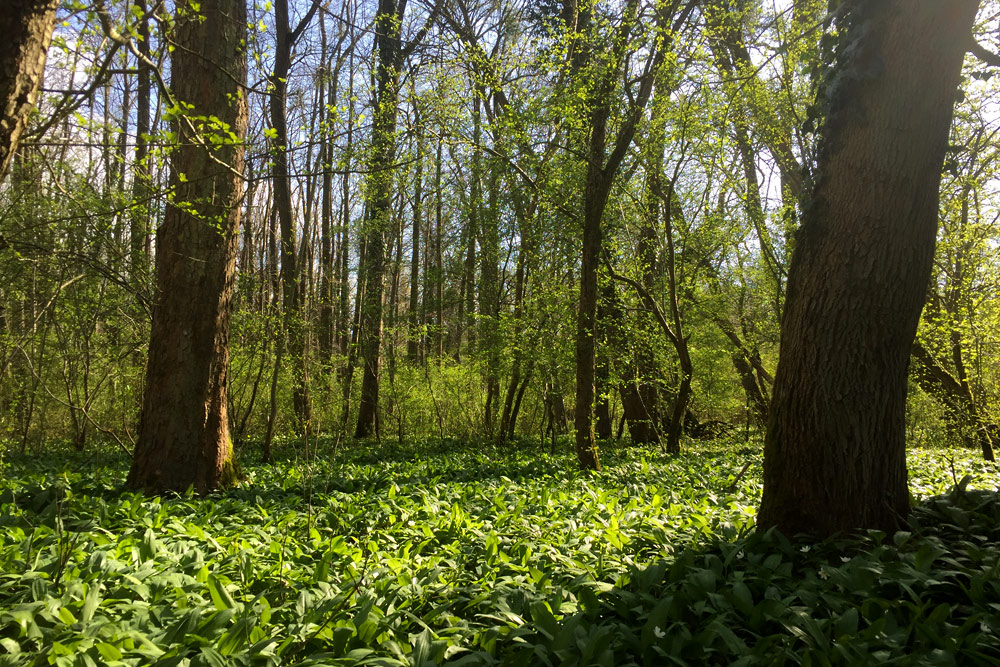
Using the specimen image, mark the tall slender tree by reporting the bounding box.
[268,0,320,435]
[571,0,687,471]
[354,0,408,438]
[130,0,153,277]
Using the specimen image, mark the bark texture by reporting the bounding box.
[758,0,979,536]
[0,0,58,181]
[128,0,248,494]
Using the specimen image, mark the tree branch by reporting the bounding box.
[969,40,1000,68]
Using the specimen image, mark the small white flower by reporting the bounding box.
[736,551,745,560]
[840,556,851,563]
[818,569,829,580]
[654,626,666,638]
[800,546,811,553]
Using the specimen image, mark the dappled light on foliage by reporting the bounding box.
[1,439,998,665]
[4,0,1000,662]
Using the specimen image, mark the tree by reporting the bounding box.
[0,0,59,181]
[127,0,249,494]
[355,0,435,438]
[354,0,408,439]
[571,0,689,471]
[758,0,980,536]
[130,0,154,278]
[267,0,320,436]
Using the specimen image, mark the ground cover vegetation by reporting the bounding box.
[3,0,1000,662]
[1,439,999,665]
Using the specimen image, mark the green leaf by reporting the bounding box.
[207,575,237,611]
[731,581,753,616]
[81,583,101,623]
[529,601,559,639]
[95,643,122,662]
[411,628,433,666]
[835,608,859,638]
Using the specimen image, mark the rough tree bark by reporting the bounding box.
[128,0,248,494]
[758,0,980,536]
[0,0,59,181]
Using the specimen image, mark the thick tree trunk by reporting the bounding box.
[758,0,979,536]
[575,166,610,470]
[0,0,58,182]
[128,0,248,494]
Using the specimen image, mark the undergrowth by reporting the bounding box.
[0,438,997,665]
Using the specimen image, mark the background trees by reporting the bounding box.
[2,0,1000,517]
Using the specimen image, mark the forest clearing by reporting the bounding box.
[3,0,1000,663]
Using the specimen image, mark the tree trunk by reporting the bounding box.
[575,165,610,470]
[0,0,59,181]
[130,0,152,278]
[407,102,424,363]
[355,0,407,438]
[458,120,478,359]
[337,63,355,358]
[318,13,336,360]
[499,186,533,442]
[594,282,618,441]
[128,0,248,494]
[758,0,979,537]
[572,0,671,470]
[479,149,501,436]
[269,0,318,434]
[431,136,445,360]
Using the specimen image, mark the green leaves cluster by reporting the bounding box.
[0,440,997,665]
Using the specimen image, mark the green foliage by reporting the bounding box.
[1,440,998,665]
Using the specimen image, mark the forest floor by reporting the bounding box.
[0,436,998,666]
